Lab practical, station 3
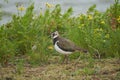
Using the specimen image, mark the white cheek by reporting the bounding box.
[53,35,58,39]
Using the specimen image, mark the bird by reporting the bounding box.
[51,31,88,63]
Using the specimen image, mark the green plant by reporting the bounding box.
[0,1,120,66]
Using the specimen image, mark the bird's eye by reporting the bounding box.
[52,33,55,37]
[53,34,56,36]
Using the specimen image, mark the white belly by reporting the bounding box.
[54,41,72,54]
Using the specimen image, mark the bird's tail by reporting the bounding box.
[82,49,88,53]
[76,47,88,53]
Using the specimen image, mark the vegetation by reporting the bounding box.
[0,58,120,80]
[0,0,120,79]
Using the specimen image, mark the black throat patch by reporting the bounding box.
[53,37,58,45]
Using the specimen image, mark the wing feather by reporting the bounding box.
[57,37,80,52]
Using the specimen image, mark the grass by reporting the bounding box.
[0,0,120,80]
[0,57,120,80]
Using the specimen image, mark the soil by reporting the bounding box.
[0,57,120,80]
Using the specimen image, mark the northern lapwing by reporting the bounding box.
[51,31,88,63]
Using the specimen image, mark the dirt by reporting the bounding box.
[0,57,120,80]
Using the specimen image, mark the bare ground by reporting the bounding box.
[0,57,120,80]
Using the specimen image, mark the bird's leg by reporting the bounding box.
[64,54,69,64]
[66,55,69,64]
[61,55,69,64]
[62,55,66,64]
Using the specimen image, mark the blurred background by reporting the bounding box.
[0,0,114,25]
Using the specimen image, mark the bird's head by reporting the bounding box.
[51,31,59,39]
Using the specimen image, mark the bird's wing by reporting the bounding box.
[57,37,80,52]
